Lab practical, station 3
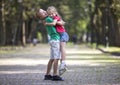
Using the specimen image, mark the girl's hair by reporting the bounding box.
[47,6,61,18]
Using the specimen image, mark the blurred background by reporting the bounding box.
[0,0,120,47]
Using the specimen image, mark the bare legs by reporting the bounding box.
[46,59,59,76]
[60,42,66,63]
[46,59,54,75]
[59,42,67,76]
[53,59,59,75]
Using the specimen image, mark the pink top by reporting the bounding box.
[53,16,66,33]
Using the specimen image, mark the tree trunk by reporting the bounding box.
[1,0,6,45]
[0,1,2,45]
[22,21,26,46]
[115,18,120,46]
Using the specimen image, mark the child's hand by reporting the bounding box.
[61,21,66,25]
[42,20,46,25]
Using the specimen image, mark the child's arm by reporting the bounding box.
[44,20,57,26]
[57,20,66,25]
[44,20,65,26]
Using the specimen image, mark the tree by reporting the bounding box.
[1,0,119,47]
[0,0,6,45]
[89,0,120,47]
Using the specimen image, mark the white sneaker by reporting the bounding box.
[59,63,67,76]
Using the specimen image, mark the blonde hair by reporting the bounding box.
[47,6,61,17]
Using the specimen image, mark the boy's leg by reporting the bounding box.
[53,59,59,75]
[52,59,64,81]
[44,59,54,80]
[46,59,54,75]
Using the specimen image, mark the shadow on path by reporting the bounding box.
[98,48,120,57]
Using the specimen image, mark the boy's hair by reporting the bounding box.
[36,9,44,20]
[36,9,40,18]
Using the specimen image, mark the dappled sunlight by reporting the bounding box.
[0,59,48,66]
[67,55,106,59]
[66,59,120,66]
[0,70,44,74]
[66,49,102,54]
[0,44,120,85]
[66,60,103,66]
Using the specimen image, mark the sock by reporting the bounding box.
[61,60,66,64]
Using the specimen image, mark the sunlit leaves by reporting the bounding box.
[112,0,120,18]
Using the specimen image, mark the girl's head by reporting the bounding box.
[47,6,58,17]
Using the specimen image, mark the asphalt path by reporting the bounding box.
[0,44,120,85]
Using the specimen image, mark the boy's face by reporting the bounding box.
[37,9,48,19]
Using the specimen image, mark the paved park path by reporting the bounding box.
[0,44,120,85]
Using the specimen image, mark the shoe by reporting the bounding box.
[44,75,53,80]
[52,75,64,81]
[59,63,67,76]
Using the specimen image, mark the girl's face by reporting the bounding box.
[47,10,55,17]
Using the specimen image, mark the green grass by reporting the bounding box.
[0,49,18,54]
[100,47,120,53]
[87,43,120,53]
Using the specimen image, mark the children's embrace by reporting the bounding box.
[36,6,69,81]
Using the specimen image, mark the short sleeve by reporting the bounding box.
[46,17,53,23]
[53,16,60,21]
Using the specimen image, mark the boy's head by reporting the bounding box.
[36,9,48,19]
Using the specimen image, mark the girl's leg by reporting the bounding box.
[60,42,66,63]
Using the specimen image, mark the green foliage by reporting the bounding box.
[87,0,120,47]
[112,0,120,18]
[1,0,92,43]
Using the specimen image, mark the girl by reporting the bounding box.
[44,6,69,76]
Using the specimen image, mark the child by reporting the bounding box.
[44,6,69,76]
[36,9,64,81]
